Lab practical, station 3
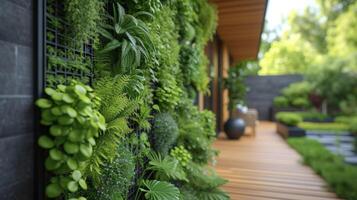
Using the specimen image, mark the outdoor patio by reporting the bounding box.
[214,122,340,200]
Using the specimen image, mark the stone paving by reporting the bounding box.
[306,131,357,165]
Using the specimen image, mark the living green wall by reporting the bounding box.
[36,0,229,199]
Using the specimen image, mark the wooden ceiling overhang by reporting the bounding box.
[210,0,268,61]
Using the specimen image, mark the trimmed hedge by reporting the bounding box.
[275,112,303,126]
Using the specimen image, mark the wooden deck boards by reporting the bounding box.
[213,122,340,200]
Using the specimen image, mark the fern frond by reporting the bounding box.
[147,152,187,182]
[139,180,180,200]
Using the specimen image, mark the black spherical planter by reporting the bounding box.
[224,118,246,140]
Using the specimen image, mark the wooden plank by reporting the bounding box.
[213,122,340,200]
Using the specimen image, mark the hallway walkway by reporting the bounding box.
[214,122,340,200]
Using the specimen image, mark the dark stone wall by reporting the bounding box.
[0,0,34,199]
[244,75,303,120]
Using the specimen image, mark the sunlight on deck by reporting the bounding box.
[214,122,340,200]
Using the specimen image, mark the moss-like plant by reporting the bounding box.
[151,113,179,156]
[86,140,135,200]
[64,0,103,45]
[36,81,106,199]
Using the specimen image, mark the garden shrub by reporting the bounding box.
[288,138,357,200]
[151,113,179,156]
[276,112,303,126]
[292,97,311,108]
[274,81,313,108]
[273,96,289,107]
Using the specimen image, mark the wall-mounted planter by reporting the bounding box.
[277,122,306,138]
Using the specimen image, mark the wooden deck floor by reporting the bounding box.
[213,122,340,200]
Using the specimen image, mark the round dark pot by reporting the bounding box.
[224,117,246,140]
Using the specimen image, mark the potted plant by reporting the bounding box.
[223,63,247,139]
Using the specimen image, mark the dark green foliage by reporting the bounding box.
[224,62,248,111]
[275,112,303,126]
[86,140,135,200]
[291,97,311,108]
[148,5,182,111]
[151,113,179,156]
[64,0,103,45]
[288,138,357,200]
[96,3,153,74]
[176,100,217,164]
[275,81,313,109]
[179,162,229,200]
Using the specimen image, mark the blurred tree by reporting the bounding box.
[288,8,327,53]
[327,2,357,58]
[259,34,320,75]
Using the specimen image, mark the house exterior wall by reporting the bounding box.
[0,0,35,199]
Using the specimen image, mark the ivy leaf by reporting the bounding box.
[38,135,55,149]
[58,115,74,125]
[46,183,62,198]
[61,105,78,118]
[45,157,61,171]
[63,93,75,103]
[59,176,71,188]
[45,88,56,96]
[52,92,63,101]
[80,143,93,158]
[74,85,87,96]
[72,170,82,181]
[67,158,78,170]
[49,125,62,136]
[36,99,52,109]
[68,129,83,142]
[78,179,87,190]
[64,142,79,154]
[67,181,79,192]
[51,107,63,116]
[49,148,64,161]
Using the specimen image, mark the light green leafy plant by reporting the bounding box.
[170,145,192,167]
[139,180,180,200]
[36,81,106,199]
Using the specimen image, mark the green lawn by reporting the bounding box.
[297,122,349,132]
[288,138,357,200]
